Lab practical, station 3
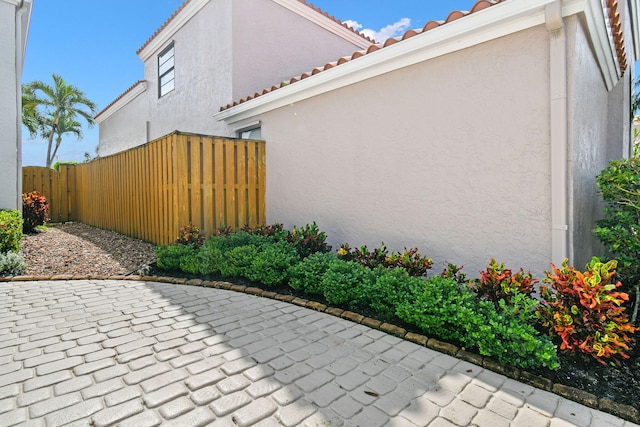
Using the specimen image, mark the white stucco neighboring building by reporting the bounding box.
[95,0,373,156]
[214,0,640,277]
[0,0,32,210]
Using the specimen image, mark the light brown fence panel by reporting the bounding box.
[21,132,265,245]
[22,166,62,223]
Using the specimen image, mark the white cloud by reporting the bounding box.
[344,18,412,43]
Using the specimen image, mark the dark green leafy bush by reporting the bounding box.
[397,276,559,370]
[22,191,49,233]
[220,244,260,278]
[0,210,23,253]
[289,252,338,295]
[368,267,417,321]
[320,260,376,309]
[246,240,299,286]
[594,156,640,322]
[197,235,228,275]
[156,244,197,271]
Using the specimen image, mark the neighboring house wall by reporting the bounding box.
[0,0,31,211]
[231,0,368,101]
[255,25,553,276]
[97,0,371,157]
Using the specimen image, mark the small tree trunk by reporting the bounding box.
[45,128,55,168]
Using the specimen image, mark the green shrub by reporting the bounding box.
[221,244,260,278]
[368,267,417,321]
[397,276,559,370]
[156,244,197,271]
[594,156,640,322]
[0,252,27,276]
[288,252,338,295]
[0,210,23,253]
[197,235,228,275]
[246,240,299,287]
[320,260,376,309]
[22,191,49,233]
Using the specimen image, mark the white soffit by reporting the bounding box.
[95,82,147,124]
[271,0,372,49]
[215,0,624,124]
[137,0,209,62]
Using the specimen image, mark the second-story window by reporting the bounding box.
[158,43,175,97]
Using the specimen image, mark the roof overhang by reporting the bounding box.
[215,0,631,125]
[2,0,33,60]
[629,0,640,59]
[95,81,147,124]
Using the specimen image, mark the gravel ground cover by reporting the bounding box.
[21,222,156,276]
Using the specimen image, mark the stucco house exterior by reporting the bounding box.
[0,0,32,210]
[95,0,373,156]
[213,0,640,276]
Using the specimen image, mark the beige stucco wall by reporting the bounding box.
[566,14,633,269]
[257,25,552,277]
[98,0,370,157]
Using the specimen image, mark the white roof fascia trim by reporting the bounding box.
[1,0,21,6]
[95,82,147,124]
[138,0,209,62]
[584,0,619,90]
[216,0,565,124]
[271,0,372,49]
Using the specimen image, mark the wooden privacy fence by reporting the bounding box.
[22,132,266,245]
[22,166,63,223]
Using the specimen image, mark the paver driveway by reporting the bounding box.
[0,280,637,426]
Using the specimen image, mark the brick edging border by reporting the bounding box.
[2,274,639,424]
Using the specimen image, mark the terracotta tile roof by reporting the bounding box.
[607,0,628,71]
[136,0,374,56]
[95,81,145,120]
[219,0,504,111]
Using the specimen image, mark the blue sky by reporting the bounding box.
[21,0,479,166]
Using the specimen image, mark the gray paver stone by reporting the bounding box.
[53,376,94,396]
[217,374,251,395]
[246,377,282,399]
[72,358,116,376]
[104,386,142,407]
[91,397,145,427]
[162,406,216,427]
[123,363,171,385]
[35,356,83,376]
[231,397,278,427]
[440,398,479,426]
[185,368,226,391]
[143,382,189,408]
[28,391,82,418]
[158,396,195,420]
[459,383,493,409]
[140,368,188,393]
[276,397,317,427]
[209,391,252,417]
[44,398,104,427]
[511,407,551,427]
[92,364,129,383]
[308,381,346,408]
[23,370,70,392]
[16,387,50,407]
[190,385,221,405]
[80,378,124,400]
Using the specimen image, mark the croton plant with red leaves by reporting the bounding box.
[538,257,636,364]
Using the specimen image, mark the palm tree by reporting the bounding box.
[22,73,97,168]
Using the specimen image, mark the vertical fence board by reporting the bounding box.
[21,132,265,245]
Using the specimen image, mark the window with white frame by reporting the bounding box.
[158,43,175,97]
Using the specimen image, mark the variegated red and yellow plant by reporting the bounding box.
[538,257,636,364]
